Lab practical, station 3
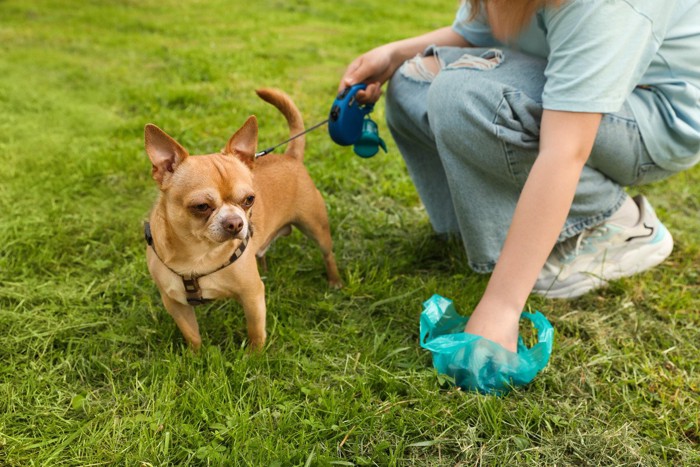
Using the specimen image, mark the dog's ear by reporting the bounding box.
[145,124,189,186]
[224,116,258,169]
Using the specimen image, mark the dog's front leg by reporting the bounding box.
[236,277,267,351]
[161,293,202,350]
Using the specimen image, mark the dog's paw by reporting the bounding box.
[247,335,266,352]
[328,277,343,289]
[186,336,202,352]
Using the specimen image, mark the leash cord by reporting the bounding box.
[255,118,329,157]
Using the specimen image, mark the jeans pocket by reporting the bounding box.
[632,161,676,186]
[496,91,542,183]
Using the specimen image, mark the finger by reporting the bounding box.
[367,82,383,101]
[356,82,382,104]
[355,89,370,103]
[339,59,363,93]
[355,88,374,104]
[342,56,381,91]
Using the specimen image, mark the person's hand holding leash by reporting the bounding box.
[338,27,470,103]
[339,44,395,104]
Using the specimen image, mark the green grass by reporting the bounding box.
[1,0,699,465]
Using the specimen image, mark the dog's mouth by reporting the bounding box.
[229,224,249,241]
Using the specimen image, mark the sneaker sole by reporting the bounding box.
[533,224,674,299]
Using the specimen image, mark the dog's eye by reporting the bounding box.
[193,203,210,212]
[242,195,255,207]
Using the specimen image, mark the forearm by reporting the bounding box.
[341,26,471,99]
[481,111,602,315]
[481,151,585,313]
[464,111,601,351]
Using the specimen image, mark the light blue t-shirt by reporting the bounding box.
[452,0,700,171]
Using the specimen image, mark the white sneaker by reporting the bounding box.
[533,195,673,299]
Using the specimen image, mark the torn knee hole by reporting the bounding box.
[446,48,504,71]
[400,54,443,82]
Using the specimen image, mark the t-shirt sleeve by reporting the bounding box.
[542,1,666,113]
[452,2,501,47]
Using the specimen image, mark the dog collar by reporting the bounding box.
[144,221,253,306]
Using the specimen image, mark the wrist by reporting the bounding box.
[378,42,408,72]
[476,291,524,319]
[465,299,520,352]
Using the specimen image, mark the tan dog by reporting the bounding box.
[144,88,342,350]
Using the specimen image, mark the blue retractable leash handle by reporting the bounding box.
[328,83,387,158]
[256,83,387,158]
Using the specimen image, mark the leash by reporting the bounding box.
[255,118,329,158]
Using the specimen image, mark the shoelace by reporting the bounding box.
[555,225,611,263]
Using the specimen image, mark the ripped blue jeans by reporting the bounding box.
[385,46,677,273]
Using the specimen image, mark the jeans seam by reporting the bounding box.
[468,259,497,274]
[493,94,521,183]
[633,161,675,185]
[603,113,637,125]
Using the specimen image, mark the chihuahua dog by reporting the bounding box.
[144,88,341,350]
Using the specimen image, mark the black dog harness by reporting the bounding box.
[144,222,252,306]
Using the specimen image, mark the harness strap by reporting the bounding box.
[144,221,252,306]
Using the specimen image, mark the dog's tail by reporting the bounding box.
[255,88,305,161]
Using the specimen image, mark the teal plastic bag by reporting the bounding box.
[420,294,554,395]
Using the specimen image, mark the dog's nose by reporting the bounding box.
[223,216,244,235]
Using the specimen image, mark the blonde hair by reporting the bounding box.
[467,0,563,40]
